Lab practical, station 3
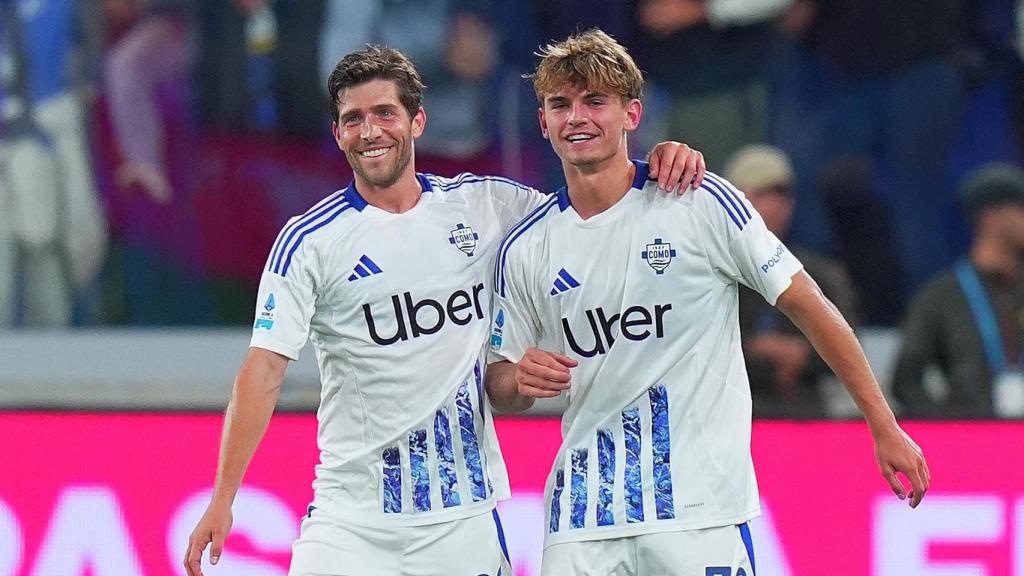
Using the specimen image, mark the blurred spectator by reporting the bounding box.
[634,0,793,168]
[197,0,325,137]
[319,0,502,175]
[770,0,972,290]
[725,144,858,417]
[105,0,196,203]
[818,157,906,325]
[893,163,1024,419]
[101,0,217,325]
[1014,0,1024,156]
[0,0,108,327]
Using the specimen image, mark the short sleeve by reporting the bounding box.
[488,244,541,364]
[697,174,803,305]
[485,177,549,232]
[249,219,318,360]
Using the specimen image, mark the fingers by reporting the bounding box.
[905,455,929,508]
[691,151,706,190]
[516,348,576,398]
[552,352,579,368]
[184,535,209,576]
[662,146,689,194]
[210,529,226,566]
[647,147,662,179]
[649,143,706,195]
[882,465,907,502]
[907,466,927,508]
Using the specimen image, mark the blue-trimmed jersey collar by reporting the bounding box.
[342,173,433,211]
[555,159,652,211]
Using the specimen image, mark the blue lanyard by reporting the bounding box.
[955,262,1006,372]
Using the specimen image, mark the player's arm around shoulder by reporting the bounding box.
[775,271,930,509]
[184,348,290,576]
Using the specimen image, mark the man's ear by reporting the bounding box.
[539,107,550,140]
[411,107,426,138]
[623,98,643,132]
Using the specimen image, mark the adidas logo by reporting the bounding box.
[348,255,383,282]
[550,268,581,296]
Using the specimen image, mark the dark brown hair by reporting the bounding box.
[327,44,425,123]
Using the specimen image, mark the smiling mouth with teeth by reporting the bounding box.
[360,147,391,158]
[567,135,595,143]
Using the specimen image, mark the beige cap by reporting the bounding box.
[723,144,795,192]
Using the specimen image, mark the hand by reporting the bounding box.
[116,162,173,204]
[873,425,929,508]
[515,348,578,398]
[647,141,706,195]
[184,504,233,576]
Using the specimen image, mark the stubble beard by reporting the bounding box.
[350,143,412,189]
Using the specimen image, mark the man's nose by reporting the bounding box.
[361,119,382,140]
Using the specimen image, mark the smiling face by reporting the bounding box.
[539,84,641,170]
[332,79,425,190]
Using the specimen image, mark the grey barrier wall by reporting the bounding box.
[0,329,567,415]
[0,328,902,417]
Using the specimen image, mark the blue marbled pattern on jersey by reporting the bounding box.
[597,429,615,526]
[472,361,494,495]
[457,381,488,501]
[382,447,402,514]
[649,384,676,520]
[549,468,564,533]
[409,429,431,512]
[570,448,588,529]
[434,407,461,508]
[623,407,645,523]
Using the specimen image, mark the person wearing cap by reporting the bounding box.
[893,163,1024,419]
[724,144,859,417]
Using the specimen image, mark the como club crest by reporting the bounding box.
[642,238,676,274]
[448,223,479,257]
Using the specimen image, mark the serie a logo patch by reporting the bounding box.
[255,293,276,330]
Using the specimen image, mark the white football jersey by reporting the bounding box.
[490,162,804,546]
[251,173,546,527]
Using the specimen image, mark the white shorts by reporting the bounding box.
[542,523,756,576]
[288,506,512,576]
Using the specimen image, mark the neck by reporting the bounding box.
[970,235,1020,280]
[564,153,635,220]
[357,169,422,214]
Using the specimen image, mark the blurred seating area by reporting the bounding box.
[0,0,1021,417]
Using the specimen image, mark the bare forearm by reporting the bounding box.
[211,350,285,507]
[485,361,535,414]
[779,273,897,434]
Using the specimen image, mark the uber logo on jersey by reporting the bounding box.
[363,283,487,345]
[562,304,672,357]
[448,223,479,257]
[642,238,676,274]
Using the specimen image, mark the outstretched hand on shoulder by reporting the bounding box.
[647,141,706,195]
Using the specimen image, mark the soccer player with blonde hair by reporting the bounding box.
[488,29,929,575]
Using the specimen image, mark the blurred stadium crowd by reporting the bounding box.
[1,0,1022,417]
